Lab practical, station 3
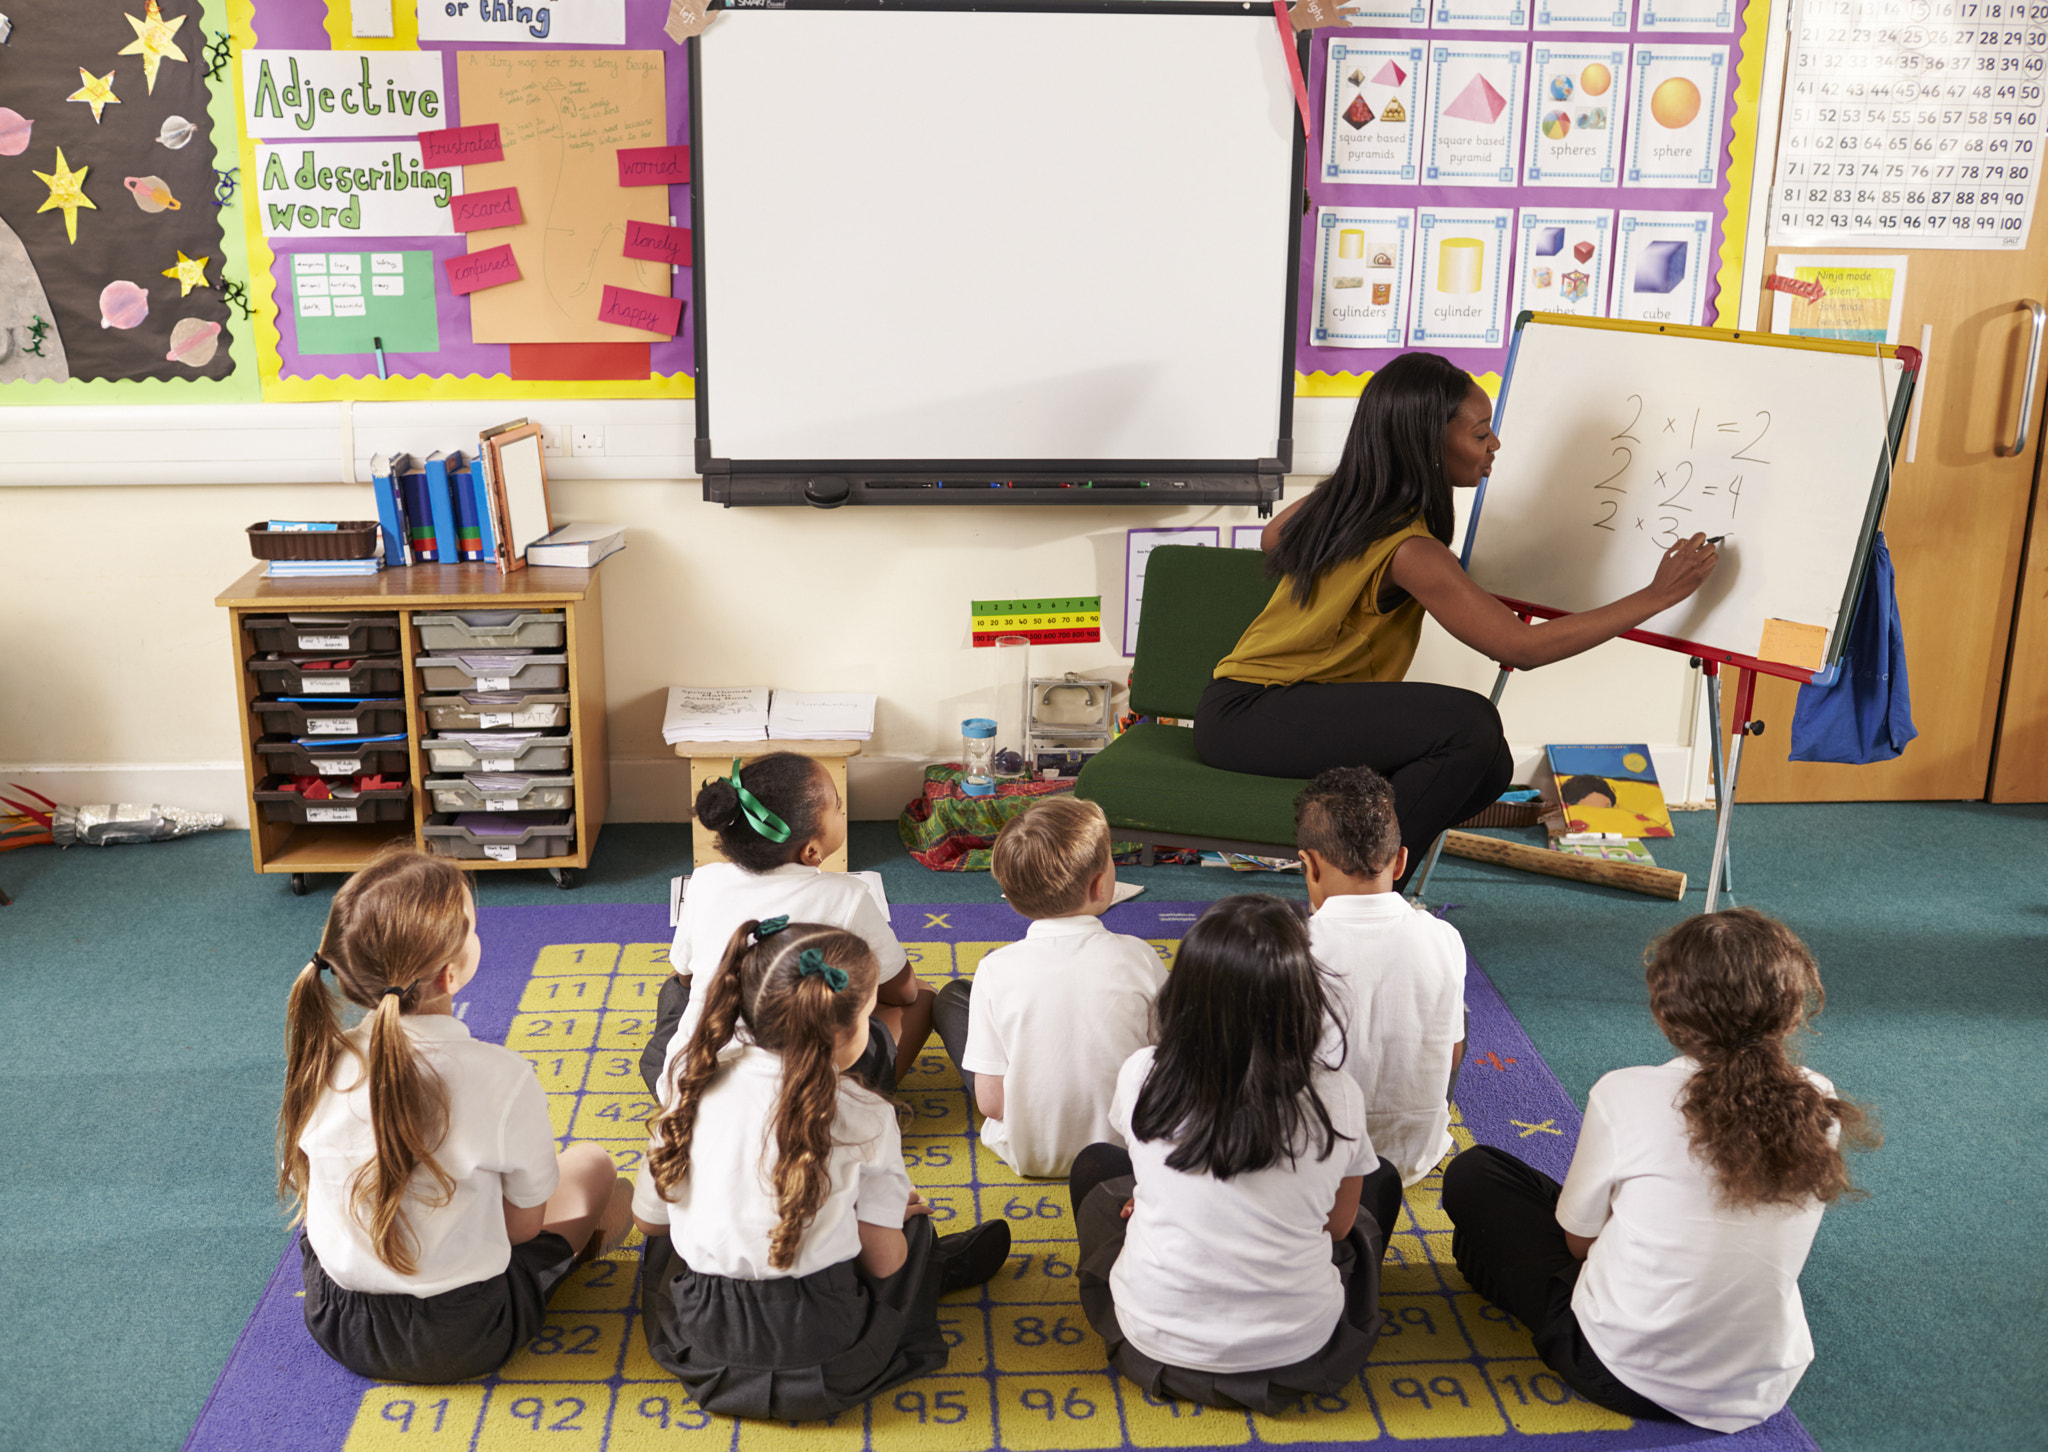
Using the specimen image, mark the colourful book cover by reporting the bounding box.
[1544,744,1675,839]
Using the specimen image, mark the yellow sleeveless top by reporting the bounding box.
[1213,518,1433,686]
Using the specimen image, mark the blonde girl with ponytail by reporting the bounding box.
[1442,908,1879,1433]
[280,844,632,1384]
[632,919,1010,1421]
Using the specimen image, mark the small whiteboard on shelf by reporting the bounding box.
[1463,314,1916,670]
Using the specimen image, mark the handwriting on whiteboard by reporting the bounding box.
[1586,393,1771,549]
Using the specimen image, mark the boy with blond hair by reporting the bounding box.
[933,796,1167,1178]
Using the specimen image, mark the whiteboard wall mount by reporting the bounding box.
[687,1,1306,511]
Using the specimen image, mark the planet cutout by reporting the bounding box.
[1651,76,1702,129]
[166,317,221,367]
[1542,110,1572,140]
[1580,62,1613,97]
[100,280,149,330]
[0,108,31,157]
[156,114,197,149]
[1549,74,1574,101]
[124,175,181,212]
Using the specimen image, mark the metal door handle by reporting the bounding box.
[1999,298,2047,457]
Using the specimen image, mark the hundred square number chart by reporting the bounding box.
[186,902,1818,1452]
[1772,0,2048,247]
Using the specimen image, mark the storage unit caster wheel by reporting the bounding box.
[290,873,312,896]
[551,867,582,890]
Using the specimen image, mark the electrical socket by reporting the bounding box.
[538,424,566,456]
[572,425,605,457]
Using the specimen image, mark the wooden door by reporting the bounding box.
[1990,443,2048,800]
[1733,228,2048,801]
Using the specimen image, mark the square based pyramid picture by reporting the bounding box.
[1444,72,1508,124]
[1372,59,1408,86]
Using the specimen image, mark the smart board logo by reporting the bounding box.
[726,0,785,7]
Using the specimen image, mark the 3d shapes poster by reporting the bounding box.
[1311,206,1415,348]
[1422,43,1527,188]
[1323,43,1426,186]
[1410,207,1513,348]
[1512,208,1614,319]
[1525,46,1630,188]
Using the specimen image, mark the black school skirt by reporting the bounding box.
[300,1231,580,1383]
[1074,1177,1385,1415]
[637,1215,948,1421]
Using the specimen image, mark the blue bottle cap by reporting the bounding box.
[961,718,997,738]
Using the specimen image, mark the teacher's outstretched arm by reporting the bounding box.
[1387,530,1719,672]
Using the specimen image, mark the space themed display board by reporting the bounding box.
[1298,0,1770,395]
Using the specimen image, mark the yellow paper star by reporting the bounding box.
[119,0,188,95]
[68,68,121,124]
[33,148,96,245]
[162,250,211,297]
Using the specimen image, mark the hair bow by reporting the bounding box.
[796,947,849,992]
[755,915,790,939]
[728,758,791,844]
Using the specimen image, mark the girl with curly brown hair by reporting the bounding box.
[1441,908,1879,1432]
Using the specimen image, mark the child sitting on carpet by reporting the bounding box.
[932,796,1167,1178]
[633,919,1009,1420]
[642,752,934,1100]
[1297,766,1468,1185]
[1442,908,1880,1432]
[1067,895,1404,1413]
[279,844,633,1384]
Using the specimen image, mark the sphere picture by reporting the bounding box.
[1650,75,1702,128]
[1580,61,1613,96]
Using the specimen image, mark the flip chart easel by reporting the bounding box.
[1408,314,1920,912]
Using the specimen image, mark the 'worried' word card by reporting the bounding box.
[1323,40,1427,185]
[1423,43,1528,187]
[1613,210,1712,324]
[616,144,691,186]
[1311,207,1416,348]
[1411,208,1514,348]
[1526,46,1629,186]
[1512,208,1614,319]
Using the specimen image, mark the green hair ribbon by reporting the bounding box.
[796,948,849,992]
[754,915,790,940]
[728,758,791,844]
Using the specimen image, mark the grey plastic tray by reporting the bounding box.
[425,774,575,813]
[415,654,567,692]
[422,692,570,731]
[423,734,573,773]
[414,611,566,651]
[423,811,575,860]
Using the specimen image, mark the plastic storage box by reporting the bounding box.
[425,774,575,813]
[251,698,408,738]
[253,775,412,825]
[415,653,568,693]
[244,614,401,655]
[422,734,573,773]
[414,611,566,651]
[246,521,381,560]
[424,811,575,861]
[255,736,412,778]
[422,692,570,731]
[247,656,405,697]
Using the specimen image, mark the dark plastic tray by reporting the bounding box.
[253,775,412,825]
[250,698,408,738]
[246,522,383,560]
[245,614,401,655]
[246,656,404,697]
[255,736,412,779]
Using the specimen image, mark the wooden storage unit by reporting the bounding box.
[216,564,610,893]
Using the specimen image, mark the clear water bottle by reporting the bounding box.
[961,717,998,797]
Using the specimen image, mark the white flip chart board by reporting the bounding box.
[1463,315,1915,672]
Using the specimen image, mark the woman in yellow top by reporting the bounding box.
[1195,353,1719,890]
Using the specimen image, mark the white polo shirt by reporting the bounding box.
[960,915,1167,1178]
[1556,1057,1837,1433]
[1308,891,1467,1184]
[299,1014,560,1297]
[633,1043,914,1280]
[1108,1047,1378,1373]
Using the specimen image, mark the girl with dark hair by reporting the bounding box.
[1066,895,1404,1412]
[1196,351,1720,889]
[1442,908,1880,1432]
[281,843,631,1383]
[634,920,1008,1421]
[640,751,934,1099]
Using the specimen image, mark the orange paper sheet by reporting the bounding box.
[456,50,671,344]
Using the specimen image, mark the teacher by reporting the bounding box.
[1194,352,1719,890]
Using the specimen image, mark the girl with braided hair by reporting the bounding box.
[633,919,1008,1421]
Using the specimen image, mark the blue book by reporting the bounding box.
[448,450,484,562]
[452,450,497,565]
[368,453,412,567]
[398,454,439,563]
[423,451,458,566]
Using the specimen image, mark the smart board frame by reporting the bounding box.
[687,0,1308,510]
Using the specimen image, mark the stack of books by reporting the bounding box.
[766,691,876,742]
[663,686,771,746]
[369,418,579,574]
[1535,744,1675,868]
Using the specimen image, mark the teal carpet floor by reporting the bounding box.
[0,803,2041,1451]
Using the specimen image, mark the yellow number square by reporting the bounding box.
[1121,1384,1254,1447]
[979,1186,1076,1243]
[734,1405,865,1451]
[1368,1295,1477,1363]
[507,1012,599,1052]
[618,943,674,976]
[519,974,609,1012]
[600,1139,649,1178]
[1143,939,1180,971]
[954,942,1010,977]
[1380,1236,1443,1295]
[496,1313,629,1382]
[550,1251,637,1311]
[478,1384,609,1445]
[617,1326,668,1383]
[521,1050,590,1094]
[1483,1359,1633,1434]
[1396,1183,1451,1234]
[587,1049,646,1090]
[986,1246,1083,1304]
[545,1093,575,1137]
[1453,1292,1537,1359]
[901,942,956,978]
[606,974,667,1011]
[1365,1362,1505,1438]
[992,1309,1103,1372]
[1247,1383,1381,1443]
[902,1090,970,1137]
[571,1092,658,1141]
[342,1385,485,1448]
[901,1048,959,1091]
[905,1135,972,1188]
[916,1187,974,1233]
[970,1139,1037,1188]
[935,1307,990,1374]
[871,1378,994,1450]
[606,1386,729,1447]
[595,1009,660,1052]
[1419,1232,1471,1290]
[532,944,621,976]
[1450,1122,1476,1151]
[995,1375,1121,1449]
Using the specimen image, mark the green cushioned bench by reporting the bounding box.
[1075,545,1310,860]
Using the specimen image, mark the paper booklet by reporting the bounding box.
[1540,744,1676,840]
[662,686,771,745]
[765,691,876,741]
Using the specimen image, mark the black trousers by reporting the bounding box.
[932,977,975,1103]
[1440,1146,1675,1422]
[1068,1143,1406,1252]
[1193,677,1515,890]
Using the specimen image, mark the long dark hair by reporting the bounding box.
[1268,352,1475,605]
[1130,895,1349,1179]
[692,752,829,873]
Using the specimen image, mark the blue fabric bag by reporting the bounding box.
[1789,531,1917,764]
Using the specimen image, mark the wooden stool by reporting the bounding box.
[672,740,862,872]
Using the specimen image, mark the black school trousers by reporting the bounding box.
[1193,678,1514,890]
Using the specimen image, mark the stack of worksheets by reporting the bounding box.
[662,686,771,745]
[766,691,876,741]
